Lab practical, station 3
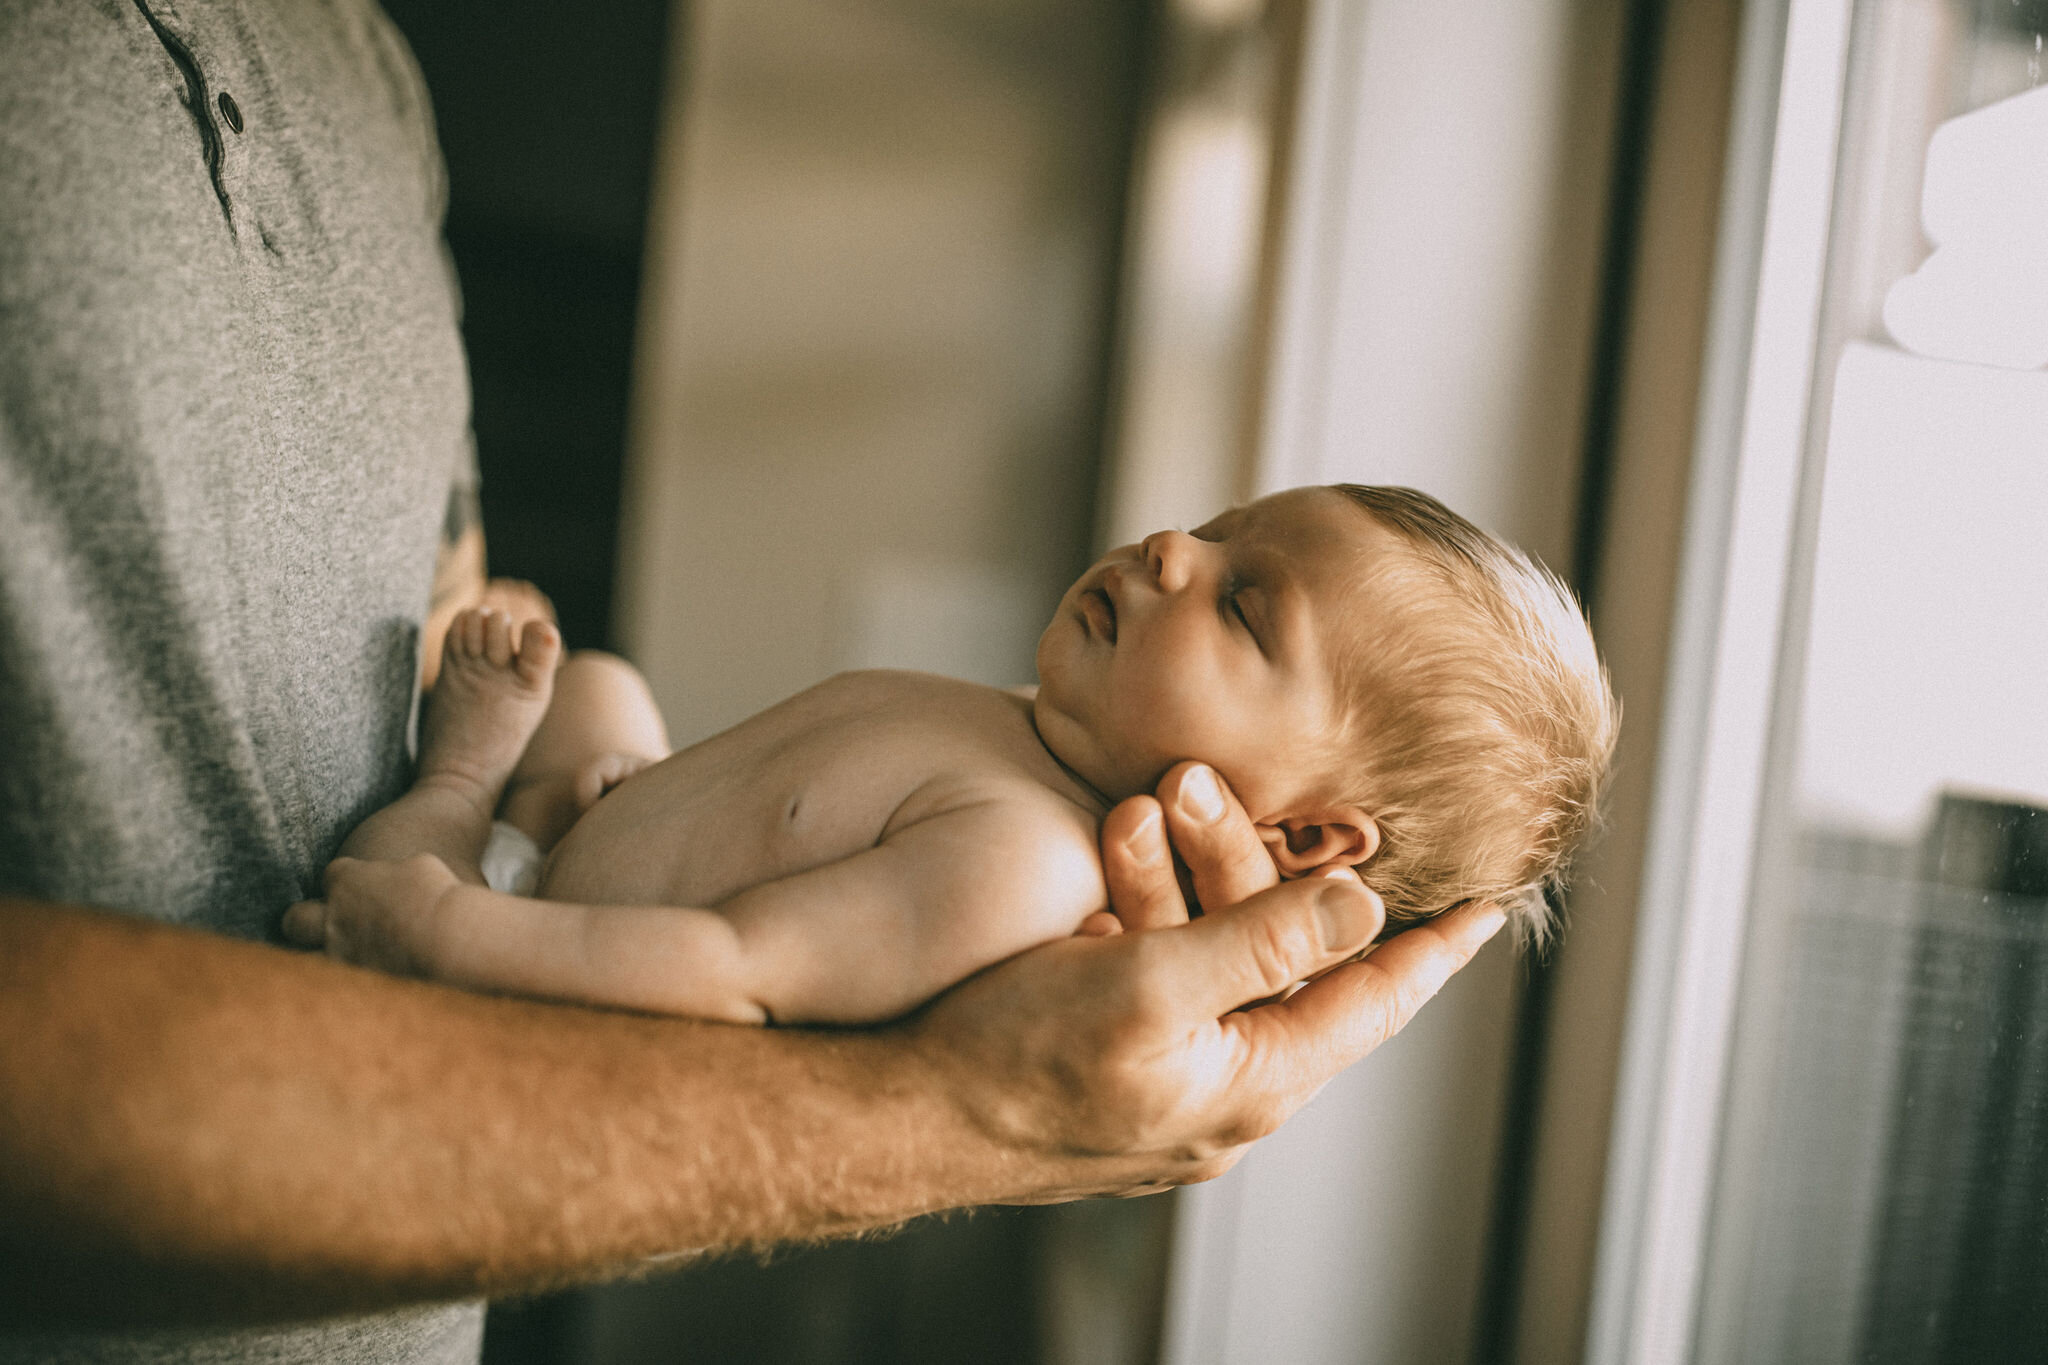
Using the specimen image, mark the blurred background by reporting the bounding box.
[378,0,2048,1361]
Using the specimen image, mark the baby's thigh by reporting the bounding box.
[519,651,669,778]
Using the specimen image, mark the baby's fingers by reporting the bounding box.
[281,899,329,948]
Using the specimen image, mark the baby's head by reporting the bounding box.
[1033,484,1616,943]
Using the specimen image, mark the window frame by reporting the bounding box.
[1582,1,1859,1361]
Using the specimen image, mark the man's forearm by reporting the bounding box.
[0,778,1494,1330]
[0,899,1003,1328]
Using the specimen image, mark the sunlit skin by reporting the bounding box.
[0,475,1502,1323]
[1,484,1505,1324]
[288,489,1405,1027]
[1034,486,1385,876]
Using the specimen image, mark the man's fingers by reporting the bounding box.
[1361,899,1508,999]
[1229,900,1508,1083]
[281,900,327,947]
[1156,763,1279,914]
[1104,763,1277,931]
[1167,877,1385,1017]
[1101,796,1191,932]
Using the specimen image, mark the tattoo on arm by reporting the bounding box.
[432,484,485,613]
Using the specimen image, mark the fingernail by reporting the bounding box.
[1180,765,1225,822]
[1316,880,1378,952]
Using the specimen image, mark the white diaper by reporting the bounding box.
[480,820,543,896]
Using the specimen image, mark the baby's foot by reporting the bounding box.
[418,607,562,816]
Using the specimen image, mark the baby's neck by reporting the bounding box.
[1024,712,1118,815]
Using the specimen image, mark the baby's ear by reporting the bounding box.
[1256,807,1381,878]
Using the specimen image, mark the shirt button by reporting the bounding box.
[217,91,244,134]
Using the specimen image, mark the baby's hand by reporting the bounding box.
[282,854,462,979]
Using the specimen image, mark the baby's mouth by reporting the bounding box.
[1082,587,1117,644]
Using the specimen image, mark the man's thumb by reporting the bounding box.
[1179,878,1385,1015]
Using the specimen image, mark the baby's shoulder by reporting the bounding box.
[888,749,1098,841]
[889,771,1107,927]
[804,668,1027,722]
[789,670,1099,854]
[801,670,1049,770]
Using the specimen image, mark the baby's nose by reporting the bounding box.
[1142,530,1199,592]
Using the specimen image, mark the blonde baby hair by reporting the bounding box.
[1326,485,1618,948]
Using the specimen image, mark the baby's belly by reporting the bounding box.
[535,669,1015,911]
[535,759,881,910]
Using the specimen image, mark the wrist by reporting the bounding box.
[793,1027,1012,1217]
[424,879,496,984]
[763,1024,1072,1225]
[889,1008,1133,1206]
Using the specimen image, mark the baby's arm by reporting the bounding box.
[710,796,1107,1023]
[289,796,1107,1026]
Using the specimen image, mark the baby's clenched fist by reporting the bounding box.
[283,854,462,979]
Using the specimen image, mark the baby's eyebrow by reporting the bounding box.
[1246,555,1317,657]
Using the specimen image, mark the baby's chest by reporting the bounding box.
[648,723,961,905]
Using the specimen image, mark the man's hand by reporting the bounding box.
[281,855,462,979]
[912,761,1505,1198]
[1103,761,1292,928]
[0,762,1500,1326]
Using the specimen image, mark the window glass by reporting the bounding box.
[1695,3,2048,1362]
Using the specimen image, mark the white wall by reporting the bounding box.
[1162,1,1625,1361]
[617,0,1129,745]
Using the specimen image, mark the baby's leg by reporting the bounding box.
[341,607,562,882]
[498,651,671,852]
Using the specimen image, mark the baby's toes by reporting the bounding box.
[514,619,562,689]
[483,609,515,667]
[445,607,489,664]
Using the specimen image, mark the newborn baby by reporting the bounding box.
[286,485,1616,1024]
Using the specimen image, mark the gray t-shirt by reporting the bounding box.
[2,1,484,1358]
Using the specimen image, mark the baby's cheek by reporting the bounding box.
[1119,679,1216,761]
